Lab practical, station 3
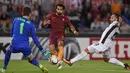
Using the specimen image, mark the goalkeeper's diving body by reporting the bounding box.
[0,7,48,73]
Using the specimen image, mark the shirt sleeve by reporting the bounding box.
[65,16,73,27]
[30,24,41,47]
[10,18,17,37]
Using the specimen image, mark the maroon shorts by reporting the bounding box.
[49,35,64,46]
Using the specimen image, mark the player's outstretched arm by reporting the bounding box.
[43,20,50,26]
[43,14,52,27]
[30,24,46,54]
[66,16,78,36]
[70,25,79,36]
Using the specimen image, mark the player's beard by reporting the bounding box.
[57,12,62,16]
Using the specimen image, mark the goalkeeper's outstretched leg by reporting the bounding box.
[28,54,48,73]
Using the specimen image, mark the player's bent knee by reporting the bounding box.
[49,44,55,50]
[58,41,64,46]
[103,58,109,62]
[27,54,33,61]
[7,49,12,53]
[84,48,90,54]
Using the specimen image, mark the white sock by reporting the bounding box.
[70,51,88,63]
[108,58,125,67]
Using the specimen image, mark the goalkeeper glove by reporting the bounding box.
[38,46,46,54]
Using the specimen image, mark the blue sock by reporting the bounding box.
[29,59,40,67]
[3,50,11,69]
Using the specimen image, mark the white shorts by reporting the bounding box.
[88,42,112,58]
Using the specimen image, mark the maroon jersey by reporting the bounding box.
[46,13,72,36]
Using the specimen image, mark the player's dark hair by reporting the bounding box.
[56,4,65,10]
[23,7,31,16]
[113,13,121,21]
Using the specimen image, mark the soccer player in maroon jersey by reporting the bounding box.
[43,4,78,69]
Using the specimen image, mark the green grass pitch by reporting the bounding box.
[0,60,130,73]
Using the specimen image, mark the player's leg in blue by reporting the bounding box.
[28,55,48,73]
[24,48,48,73]
[0,47,12,73]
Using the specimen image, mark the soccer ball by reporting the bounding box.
[50,55,58,64]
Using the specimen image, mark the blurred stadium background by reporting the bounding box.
[0,0,130,33]
[0,0,130,73]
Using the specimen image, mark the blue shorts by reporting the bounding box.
[9,45,32,58]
